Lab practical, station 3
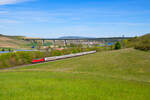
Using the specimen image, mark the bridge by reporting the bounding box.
[24,37,132,46]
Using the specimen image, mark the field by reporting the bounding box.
[0,48,150,100]
[0,35,30,49]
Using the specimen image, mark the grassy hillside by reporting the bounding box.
[0,34,30,49]
[0,49,150,99]
[127,33,150,50]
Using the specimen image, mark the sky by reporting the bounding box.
[0,0,150,38]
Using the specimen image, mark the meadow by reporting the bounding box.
[0,48,150,100]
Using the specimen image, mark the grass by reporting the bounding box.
[0,48,150,100]
[126,33,150,50]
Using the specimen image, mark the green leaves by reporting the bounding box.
[115,42,122,50]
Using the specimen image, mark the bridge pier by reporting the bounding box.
[31,40,36,43]
[64,40,67,46]
[53,40,56,47]
[87,40,90,46]
[42,40,45,45]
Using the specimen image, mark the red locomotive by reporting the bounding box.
[32,58,45,63]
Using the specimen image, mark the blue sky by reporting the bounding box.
[0,0,150,38]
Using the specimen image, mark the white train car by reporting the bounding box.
[45,51,96,62]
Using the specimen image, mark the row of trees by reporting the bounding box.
[0,48,14,52]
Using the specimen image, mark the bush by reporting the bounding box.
[115,42,122,50]
[133,39,150,51]
[0,51,46,69]
[134,43,150,51]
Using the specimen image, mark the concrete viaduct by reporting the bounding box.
[24,37,132,46]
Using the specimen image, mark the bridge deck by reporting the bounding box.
[24,37,132,41]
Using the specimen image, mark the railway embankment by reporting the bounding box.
[0,48,99,69]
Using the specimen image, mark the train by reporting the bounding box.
[32,51,96,63]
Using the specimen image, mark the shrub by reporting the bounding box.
[0,51,46,69]
[133,39,150,51]
[115,42,122,50]
[135,43,150,51]
[2,48,5,51]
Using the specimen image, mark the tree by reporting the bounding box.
[115,42,122,50]
[8,48,11,52]
[2,48,5,51]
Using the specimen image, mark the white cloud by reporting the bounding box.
[0,25,5,28]
[0,0,32,5]
[0,11,8,14]
[0,19,20,23]
[94,22,150,26]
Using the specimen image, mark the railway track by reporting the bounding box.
[0,51,96,70]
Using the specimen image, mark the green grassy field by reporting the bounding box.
[0,48,150,100]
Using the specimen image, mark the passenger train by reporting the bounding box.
[32,51,96,63]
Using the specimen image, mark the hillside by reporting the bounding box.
[0,34,30,49]
[0,49,150,99]
[128,33,150,43]
[127,33,150,50]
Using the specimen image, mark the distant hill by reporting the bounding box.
[59,36,95,39]
[0,34,30,49]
